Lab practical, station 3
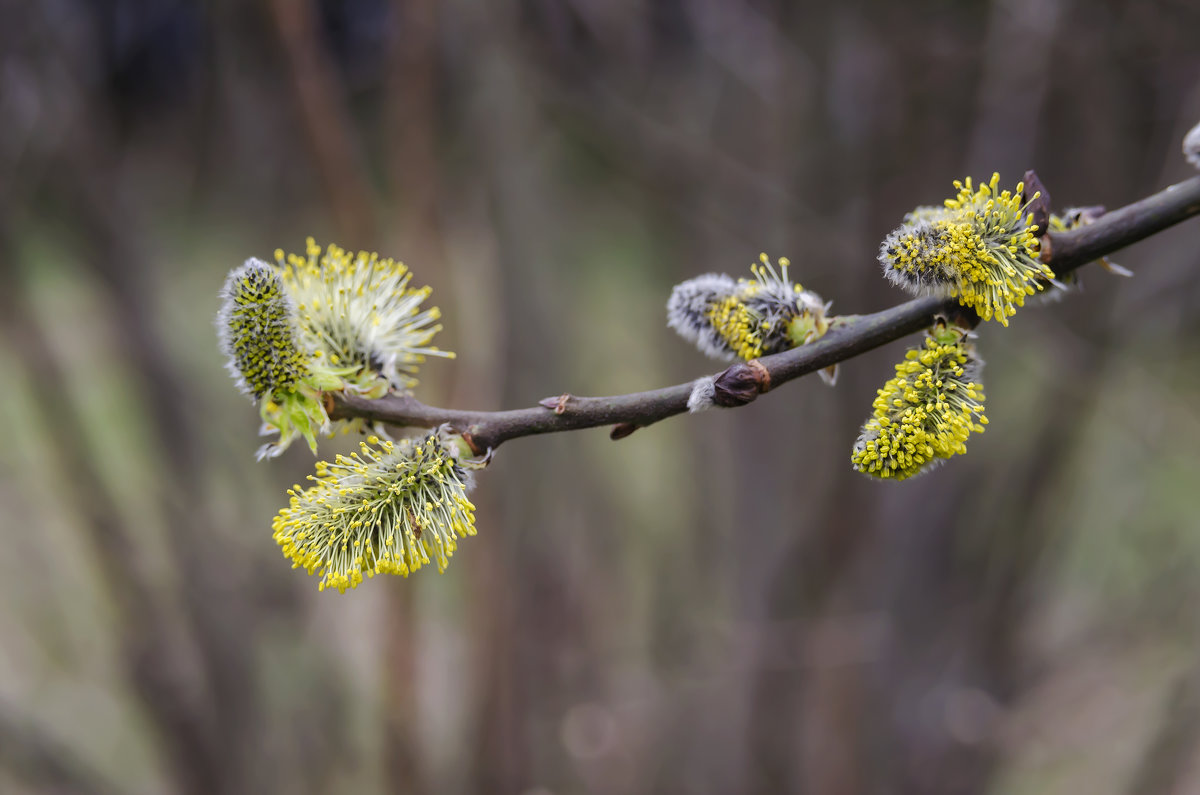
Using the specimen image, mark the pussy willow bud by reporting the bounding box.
[711,360,769,407]
[851,325,987,480]
[879,173,1056,326]
[666,273,742,360]
[217,258,340,459]
[667,254,837,383]
[217,258,310,400]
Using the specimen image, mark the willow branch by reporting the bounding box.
[330,175,1200,452]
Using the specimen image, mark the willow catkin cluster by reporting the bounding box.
[276,238,454,398]
[879,173,1055,325]
[217,240,455,457]
[218,243,488,594]
[273,430,479,593]
[667,254,836,385]
[217,258,310,400]
[851,329,987,480]
[217,258,338,459]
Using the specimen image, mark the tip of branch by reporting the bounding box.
[538,394,574,414]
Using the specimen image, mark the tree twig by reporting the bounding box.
[330,175,1200,452]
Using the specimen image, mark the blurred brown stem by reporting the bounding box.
[330,174,1200,451]
[266,0,376,245]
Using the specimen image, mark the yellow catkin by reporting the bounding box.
[879,174,1055,325]
[852,332,987,480]
[276,238,454,396]
[272,432,477,593]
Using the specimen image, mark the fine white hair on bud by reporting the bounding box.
[217,257,346,460]
[687,375,717,412]
[217,257,309,400]
[667,273,742,361]
[1184,120,1200,171]
[878,216,964,293]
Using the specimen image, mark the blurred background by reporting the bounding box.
[1,1,1199,793]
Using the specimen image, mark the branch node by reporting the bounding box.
[1039,233,1055,262]
[538,394,574,414]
